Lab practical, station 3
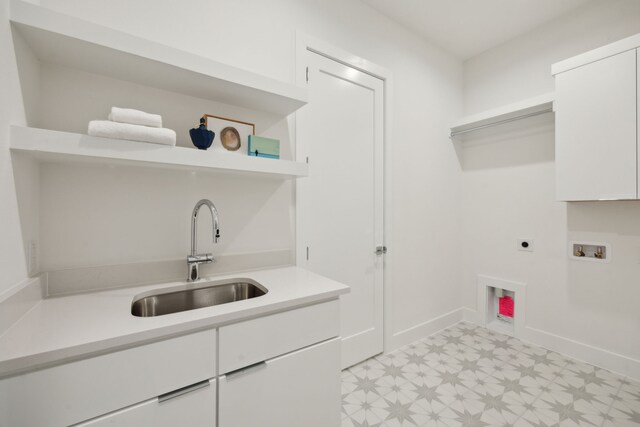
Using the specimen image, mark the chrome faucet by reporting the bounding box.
[187,199,220,282]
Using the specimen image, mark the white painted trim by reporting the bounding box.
[462,306,640,381]
[524,325,640,382]
[295,32,392,81]
[293,32,395,355]
[387,308,464,351]
[552,33,640,75]
[0,276,44,335]
[462,306,481,324]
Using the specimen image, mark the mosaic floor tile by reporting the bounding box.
[341,322,640,427]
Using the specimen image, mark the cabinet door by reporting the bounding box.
[219,338,340,427]
[555,49,637,201]
[75,379,216,427]
[0,329,216,427]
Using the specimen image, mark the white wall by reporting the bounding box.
[32,63,296,271]
[461,0,640,377]
[2,0,464,349]
[0,0,38,299]
[464,0,640,113]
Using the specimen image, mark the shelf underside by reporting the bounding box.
[10,0,307,116]
[451,93,554,137]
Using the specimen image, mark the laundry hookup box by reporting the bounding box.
[248,135,280,159]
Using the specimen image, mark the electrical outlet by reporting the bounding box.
[28,240,38,275]
[517,239,534,252]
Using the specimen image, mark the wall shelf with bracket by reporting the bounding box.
[450,93,554,138]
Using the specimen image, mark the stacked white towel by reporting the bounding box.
[108,107,163,128]
[88,107,176,146]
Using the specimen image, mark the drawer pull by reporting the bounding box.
[158,380,210,403]
[225,361,267,379]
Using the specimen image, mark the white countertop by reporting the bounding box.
[0,267,349,378]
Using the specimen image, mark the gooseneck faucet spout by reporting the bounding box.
[187,199,220,282]
[191,199,220,256]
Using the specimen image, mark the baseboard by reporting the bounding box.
[523,325,640,382]
[462,306,482,324]
[0,276,44,336]
[462,306,640,381]
[386,307,464,352]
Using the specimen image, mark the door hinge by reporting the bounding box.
[306,246,309,260]
[375,245,388,255]
[305,66,309,83]
[306,156,309,164]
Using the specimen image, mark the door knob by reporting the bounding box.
[375,245,387,255]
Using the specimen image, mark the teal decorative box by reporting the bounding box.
[248,135,280,159]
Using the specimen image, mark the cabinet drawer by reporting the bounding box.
[0,329,216,427]
[218,299,339,374]
[75,379,216,427]
[219,338,341,427]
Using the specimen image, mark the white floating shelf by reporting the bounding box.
[10,126,309,179]
[450,92,555,138]
[9,0,307,116]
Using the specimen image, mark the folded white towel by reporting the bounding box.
[88,120,176,146]
[108,107,163,128]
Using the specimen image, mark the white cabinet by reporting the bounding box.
[217,300,341,427]
[218,300,339,373]
[0,300,343,427]
[219,339,341,427]
[553,36,639,201]
[0,329,216,427]
[76,379,216,427]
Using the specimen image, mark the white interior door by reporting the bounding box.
[297,50,384,369]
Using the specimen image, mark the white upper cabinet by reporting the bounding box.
[553,34,640,201]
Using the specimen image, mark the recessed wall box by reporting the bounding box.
[569,241,610,262]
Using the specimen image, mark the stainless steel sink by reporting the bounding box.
[131,279,268,317]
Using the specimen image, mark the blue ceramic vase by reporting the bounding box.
[189,117,215,150]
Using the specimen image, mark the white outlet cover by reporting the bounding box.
[517,239,534,252]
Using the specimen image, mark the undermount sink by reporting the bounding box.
[131,278,268,317]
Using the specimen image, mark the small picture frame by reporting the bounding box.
[203,114,255,155]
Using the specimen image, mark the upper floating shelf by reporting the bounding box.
[10,126,309,179]
[9,0,308,116]
[450,93,555,138]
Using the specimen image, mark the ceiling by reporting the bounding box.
[361,0,593,59]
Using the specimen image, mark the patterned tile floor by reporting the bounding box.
[341,322,640,427]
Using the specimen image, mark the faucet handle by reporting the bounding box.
[186,253,215,282]
[188,254,214,264]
